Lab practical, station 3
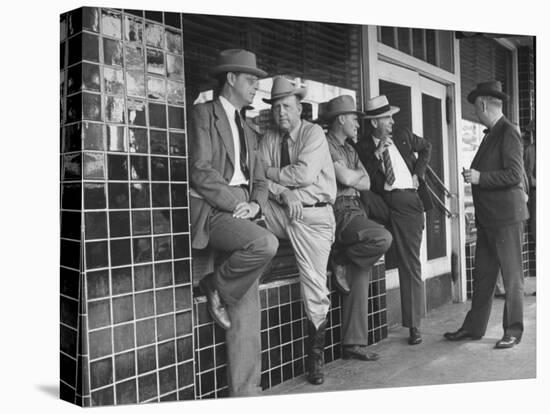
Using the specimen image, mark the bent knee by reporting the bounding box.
[252,232,279,260]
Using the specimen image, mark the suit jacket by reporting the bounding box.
[189,98,268,249]
[355,127,433,212]
[470,116,528,227]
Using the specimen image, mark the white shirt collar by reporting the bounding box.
[219,95,240,119]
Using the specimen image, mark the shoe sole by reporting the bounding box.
[199,277,231,330]
[343,352,379,361]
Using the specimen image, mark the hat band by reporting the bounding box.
[365,104,391,116]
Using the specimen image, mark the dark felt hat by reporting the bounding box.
[318,95,364,122]
[467,80,509,104]
[211,49,267,78]
[262,76,307,104]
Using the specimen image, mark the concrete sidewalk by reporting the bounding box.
[266,278,536,395]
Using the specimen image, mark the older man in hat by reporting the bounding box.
[355,95,433,346]
[188,49,278,396]
[258,76,336,385]
[322,95,392,361]
[444,81,528,348]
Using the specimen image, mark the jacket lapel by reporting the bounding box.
[213,99,236,168]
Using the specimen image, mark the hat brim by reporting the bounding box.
[363,106,400,119]
[262,88,307,104]
[316,110,365,123]
[467,89,509,104]
[211,64,267,78]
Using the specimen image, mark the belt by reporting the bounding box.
[386,188,417,193]
[303,202,329,208]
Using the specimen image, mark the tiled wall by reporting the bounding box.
[517,46,535,132]
[60,7,195,406]
[192,262,387,398]
[466,223,535,299]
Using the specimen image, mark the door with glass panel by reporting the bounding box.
[376,61,452,280]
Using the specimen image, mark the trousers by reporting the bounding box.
[263,200,335,328]
[462,222,525,338]
[206,187,279,396]
[383,189,425,328]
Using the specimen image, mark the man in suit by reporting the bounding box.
[188,49,279,396]
[322,95,392,361]
[259,76,336,385]
[355,95,433,346]
[444,81,528,348]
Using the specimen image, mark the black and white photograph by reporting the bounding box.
[2,1,547,413]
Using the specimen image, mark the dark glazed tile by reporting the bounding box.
[158,340,176,368]
[106,125,127,151]
[145,10,163,23]
[113,295,134,324]
[108,182,129,209]
[85,241,108,270]
[177,361,194,389]
[116,379,137,405]
[88,299,111,329]
[84,183,106,210]
[81,62,101,92]
[82,7,100,32]
[151,183,169,207]
[150,129,167,154]
[131,183,150,209]
[111,266,132,294]
[175,285,191,311]
[171,209,188,233]
[124,15,143,43]
[155,262,173,287]
[173,259,190,285]
[157,314,175,341]
[136,318,156,346]
[86,269,110,299]
[175,311,192,337]
[153,210,171,234]
[134,264,153,291]
[60,323,77,356]
[173,235,189,259]
[159,366,177,394]
[146,48,165,75]
[171,183,188,207]
[154,236,171,261]
[82,92,102,121]
[101,9,122,39]
[170,158,187,182]
[82,32,99,61]
[148,103,166,129]
[130,155,149,180]
[105,96,125,123]
[91,387,114,406]
[168,106,184,129]
[60,353,76,386]
[83,152,105,179]
[82,122,105,151]
[137,345,157,374]
[151,156,168,181]
[132,210,151,236]
[176,336,193,362]
[165,29,183,54]
[113,322,135,353]
[85,211,107,240]
[60,289,79,328]
[109,211,130,238]
[127,98,147,124]
[155,288,174,314]
[169,131,186,155]
[61,210,81,240]
[64,123,83,152]
[164,12,181,28]
[115,350,136,381]
[135,291,154,319]
[103,38,123,66]
[89,357,113,389]
[138,372,157,402]
[129,128,148,153]
[60,267,79,299]
[89,327,112,359]
[66,93,82,124]
[62,153,81,181]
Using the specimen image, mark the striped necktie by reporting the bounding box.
[381,144,395,185]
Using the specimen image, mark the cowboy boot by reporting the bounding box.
[307,319,327,385]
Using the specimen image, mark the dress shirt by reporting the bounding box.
[372,135,414,191]
[219,95,248,186]
[326,132,366,198]
[260,120,336,205]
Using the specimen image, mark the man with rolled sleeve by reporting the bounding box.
[188,49,278,396]
[322,95,392,361]
[444,81,528,348]
[259,76,336,385]
[355,95,433,346]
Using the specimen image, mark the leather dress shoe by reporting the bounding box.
[443,328,482,341]
[199,274,231,330]
[408,327,422,345]
[332,263,350,295]
[495,335,520,349]
[343,345,380,361]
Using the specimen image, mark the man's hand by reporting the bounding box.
[462,168,480,185]
[375,137,392,158]
[280,189,303,220]
[412,174,420,189]
[233,201,260,219]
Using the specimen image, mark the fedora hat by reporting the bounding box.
[263,76,307,104]
[467,80,509,104]
[318,95,364,122]
[211,49,267,78]
[364,95,400,119]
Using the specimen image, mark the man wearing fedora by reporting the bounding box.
[322,95,392,361]
[444,81,528,349]
[355,95,433,346]
[188,49,279,396]
[258,76,336,385]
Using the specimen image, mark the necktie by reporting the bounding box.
[234,110,249,180]
[280,132,291,168]
[381,142,395,186]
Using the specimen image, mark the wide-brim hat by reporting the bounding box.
[467,80,509,104]
[262,76,307,104]
[211,49,267,78]
[317,95,364,122]
[364,95,400,119]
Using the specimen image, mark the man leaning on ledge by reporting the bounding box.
[188,49,278,396]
